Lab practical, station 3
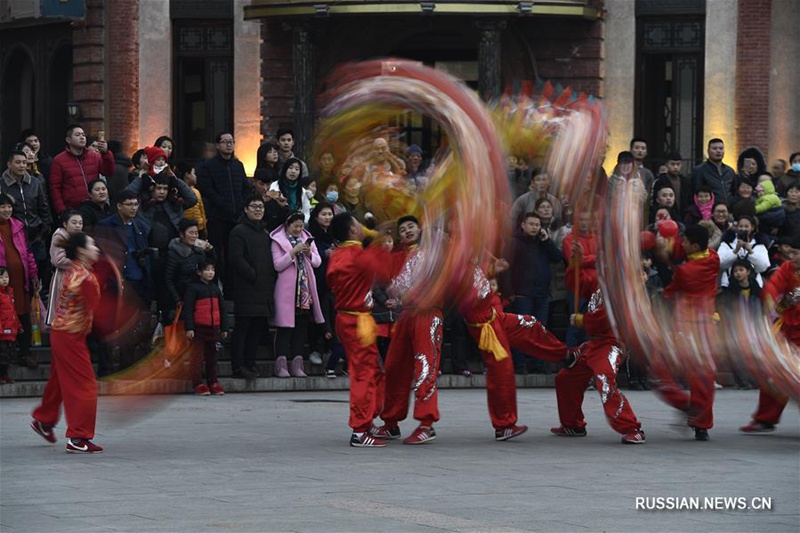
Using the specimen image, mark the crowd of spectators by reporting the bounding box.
[0,125,797,393]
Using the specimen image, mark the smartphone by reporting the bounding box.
[97,130,105,142]
[306,237,315,247]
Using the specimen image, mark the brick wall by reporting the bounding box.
[71,0,106,139]
[735,0,772,159]
[106,1,139,155]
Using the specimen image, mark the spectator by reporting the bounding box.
[711,202,734,235]
[691,138,736,204]
[94,190,152,370]
[46,210,84,326]
[0,265,22,383]
[276,128,310,179]
[175,160,207,238]
[129,149,147,184]
[2,149,52,269]
[317,182,347,215]
[307,202,336,366]
[228,195,277,379]
[18,129,52,185]
[534,197,562,235]
[510,173,563,228]
[652,151,693,216]
[728,178,757,219]
[684,186,715,226]
[340,175,370,224]
[270,211,324,378]
[269,158,311,223]
[153,136,175,167]
[630,137,655,196]
[650,185,681,224]
[15,141,43,183]
[77,179,110,236]
[507,154,531,198]
[49,124,115,214]
[776,152,800,197]
[313,151,338,190]
[562,210,597,348]
[754,176,785,233]
[255,141,282,184]
[252,174,291,232]
[404,145,428,192]
[736,147,766,183]
[106,140,132,201]
[183,258,227,396]
[164,218,214,319]
[780,181,800,238]
[196,132,251,284]
[0,193,39,369]
[718,215,770,287]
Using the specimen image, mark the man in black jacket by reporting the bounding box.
[691,138,736,204]
[196,132,252,286]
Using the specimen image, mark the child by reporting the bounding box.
[0,266,22,383]
[176,160,207,238]
[183,259,228,396]
[754,177,785,233]
[683,186,715,226]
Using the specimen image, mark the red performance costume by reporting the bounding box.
[381,246,444,441]
[462,266,569,435]
[743,260,800,430]
[654,248,719,434]
[553,286,644,442]
[32,260,101,450]
[327,241,391,437]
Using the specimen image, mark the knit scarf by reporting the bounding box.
[288,234,311,311]
[285,180,299,212]
[695,192,715,221]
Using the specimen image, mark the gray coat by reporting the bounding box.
[126,174,198,232]
[0,169,52,244]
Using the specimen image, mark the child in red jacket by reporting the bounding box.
[0,266,23,383]
[183,259,228,396]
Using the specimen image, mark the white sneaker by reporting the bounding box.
[714,382,723,390]
[309,352,323,365]
[326,369,336,379]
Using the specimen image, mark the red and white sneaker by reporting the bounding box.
[31,419,57,444]
[739,421,775,434]
[403,425,436,445]
[209,382,225,395]
[66,438,103,454]
[495,425,529,441]
[350,433,387,448]
[194,383,211,396]
[550,425,587,437]
[368,425,401,440]
[621,429,646,444]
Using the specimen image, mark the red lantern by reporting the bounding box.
[657,219,679,239]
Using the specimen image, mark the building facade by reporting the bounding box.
[1,0,798,175]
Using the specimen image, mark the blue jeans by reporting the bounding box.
[510,296,551,372]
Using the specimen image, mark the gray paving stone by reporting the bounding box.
[1,389,798,532]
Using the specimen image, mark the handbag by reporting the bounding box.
[162,303,192,372]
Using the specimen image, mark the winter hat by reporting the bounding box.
[144,146,168,176]
[407,145,423,155]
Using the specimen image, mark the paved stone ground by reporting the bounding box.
[1,389,798,532]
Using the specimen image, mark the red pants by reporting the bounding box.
[336,314,385,432]
[382,310,443,427]
[32,331,97,439]
[465,312,567,430]
[652,365,715,429]
[554,341,641,434]
[752,388,789,425]
[502,313,568,363]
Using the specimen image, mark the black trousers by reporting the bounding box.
[232,315,267,372]
[274,313,309,358]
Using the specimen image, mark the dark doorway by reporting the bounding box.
[47,45,73,155]
[1,47,35,156]
[636,17,705,171]
[173,21,233,163]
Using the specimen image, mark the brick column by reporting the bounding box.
[106,2,139,155]
[735,0,772,158]
[71,0,106,138]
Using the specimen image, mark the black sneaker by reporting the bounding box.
[232,368,258,379]
[563,345,584,369]
[693,428,709,441]
[350,433,387,447]
[550,425,587,437]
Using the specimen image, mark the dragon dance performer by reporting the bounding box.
[461,259,578,441]
[550,277,646,444]
[373,215,444,445]
[326,212,394,447]
[31,232,105,453]
[652,224,719,441]
[740,235,800,434]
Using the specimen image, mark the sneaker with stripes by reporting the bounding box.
[621,429,646,444]
[495,425,528,441]
[550,425,587,437]
[402,425,436,445]
[350,433,387,447]
[369,425,401,440]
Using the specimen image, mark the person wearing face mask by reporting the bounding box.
[317,183,346,215]
[776,152,800,197]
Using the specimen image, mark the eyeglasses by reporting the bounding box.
[219,139,235,145]
[248,204,265,210]
[121,202,139,208]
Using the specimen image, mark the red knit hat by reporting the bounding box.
[144,146,167,176]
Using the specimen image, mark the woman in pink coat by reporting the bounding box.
[270,211,324,377]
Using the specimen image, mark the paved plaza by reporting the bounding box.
[1,388,798,532]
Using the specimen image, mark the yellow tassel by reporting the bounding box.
[478,323,508,362]
[356,313,378,347]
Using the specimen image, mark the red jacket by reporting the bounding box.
[763,261,800,342]
[0,286,21,341]
[49,148,115,213]
[562,231,598,300]
[581,288,616,342]
[327,242,391,313]
[663,248,720,317]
